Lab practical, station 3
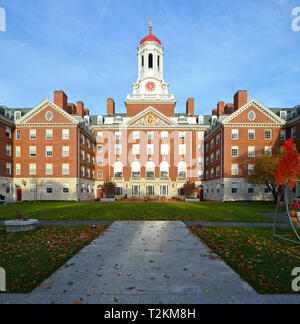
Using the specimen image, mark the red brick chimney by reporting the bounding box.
[212,109,218,116]
[84,108,90,116]
[234,90,248,111]
[77,101,84,117]
[186,98,194,116]
[217,102,225,116]
[54,91,68,111]
[225,104,234,114]
[107,98,115,116]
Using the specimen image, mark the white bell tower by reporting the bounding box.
[126,17,175,103]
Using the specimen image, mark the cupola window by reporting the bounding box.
[148,54,153,69]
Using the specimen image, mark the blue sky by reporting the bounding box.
[0,0,300,116]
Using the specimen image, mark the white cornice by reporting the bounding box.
[16,99,80,125]
[221,99,286,126]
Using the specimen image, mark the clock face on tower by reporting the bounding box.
[145,81,156,92]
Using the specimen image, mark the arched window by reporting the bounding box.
[157,56,160,71]
[141,55,144,71]
[160,161,169,179]
[114,162,123,179]
[131,161,141,179]
[146,161,155,179]
[178,161,187,179]
[148,54,153,69]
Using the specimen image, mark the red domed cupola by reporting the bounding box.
[140,15,162,46]
[140,31,162,45]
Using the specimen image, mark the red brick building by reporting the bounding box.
[0,24,299,202]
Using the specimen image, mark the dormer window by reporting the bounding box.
[113,117,123,124]
[84,116,90,126]
[97,116,103,125]
[198,116,204,124]
[14,111,21,121]
[280,111,287,120]
[178,116,188,124]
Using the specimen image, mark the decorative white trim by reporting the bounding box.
[222,99,285,126]
[16,123,77,128]
[16,99,79,125]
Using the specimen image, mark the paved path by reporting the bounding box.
[1,221,299,304]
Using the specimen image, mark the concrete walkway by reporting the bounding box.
[0,221,299,304]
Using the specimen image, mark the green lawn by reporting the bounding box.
[0,226,107,293]
[190,226,300,294]
[0,201,280,223]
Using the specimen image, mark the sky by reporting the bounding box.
[0,0,300,116]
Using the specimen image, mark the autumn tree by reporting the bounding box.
[30,176,45,203]
[102,181,116,198]
[246,153,281,203]
[183,181,197,198]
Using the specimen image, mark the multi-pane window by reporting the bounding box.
[16,129,21,140]
[248,164,255,176]
[179,144,186,155]
[231,184,238,194]
[46,164,53,175]
[248,129,255,140]
[248,146,256,158]
[211,169,214,178]
[248,187,255,194]
[16,164,21,176]
[147,132,154,140]
[146,186,155,196]
[116,187,123,196]
[161,144,169,155]
[206,144,209,153]
[62,164,69,175]
[29,163,36,175]
[161,132,168,140]
[216,166,220,177]
[232,129,239,140]
[216,150,220,161]
[206,170,209,180]
[216,135,220,145]
[97,145,103,153]
[280,130,286,141]
[62,146,69,157]
[147,144,154,155]
[6,127,11,139]
[29,146,37,157]
[210,153,214,163]
[87,169,90,178]
[115,144,122,155]
[210,139,215,149]
[265,146,272,157]
[97,157,103,166]
[132,144,140,155]
[206,157,209,166]
[231,146,239,157]
[198,157,203,167]
[97,171,103,179]
[46,146,53,157]
[132,131,140,140]
[46,129,53,140]
[81,150,85,161]
[46,184,53,194]
[6,163,11,175]
[63,184,70,194]
[87,154,91,163]
[62,129,69,140]
[29,129,36,140]
[6,145,11,157]
[115,132,122,140]
[292,127,296,139]
[231,164,239,176]
[86,139,90,149]
[97,132,103,142]
[264,130,272,140]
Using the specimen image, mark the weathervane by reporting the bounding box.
[149,12,152,32]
